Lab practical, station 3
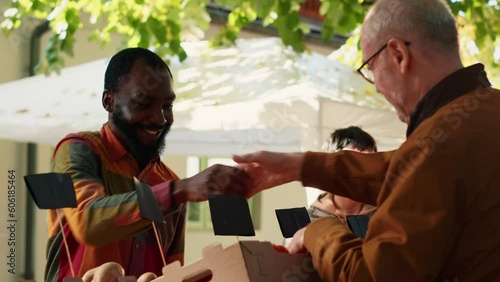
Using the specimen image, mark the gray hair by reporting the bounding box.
[363,0,458,52]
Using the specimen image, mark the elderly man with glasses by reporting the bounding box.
[233,0,500,281]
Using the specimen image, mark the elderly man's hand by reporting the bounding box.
[232,151,305,198]
[287,226,309,254]
[173,164,250,203]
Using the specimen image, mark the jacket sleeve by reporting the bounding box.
[53,139,178,246]
[303,141,459,281]
[301,150,394,205]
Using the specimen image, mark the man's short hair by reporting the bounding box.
[104,47,173,92]
[326,126,377,152]
[364,0,458,52]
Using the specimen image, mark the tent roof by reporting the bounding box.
[173,38,392,109]
[0,37,405,155]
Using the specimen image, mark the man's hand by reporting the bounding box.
[287,226,308,254]
[232,151,305,197]
[82,262,124,282]
[172,164,250,203]
[137,272,158,282]
[81,261,158,282]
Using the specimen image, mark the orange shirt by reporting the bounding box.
[46,124,185,281]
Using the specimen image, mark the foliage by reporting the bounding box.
[330,1,500,87]
[1,0,498,75]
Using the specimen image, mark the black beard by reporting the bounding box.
[111,108,170,161]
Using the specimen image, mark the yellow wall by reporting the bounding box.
[0,141,26,282]
[0,1,27,83]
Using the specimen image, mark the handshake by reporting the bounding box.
[173,151,304,202]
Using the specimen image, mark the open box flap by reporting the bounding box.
[239,241,321,282]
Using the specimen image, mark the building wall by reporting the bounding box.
[0,141,27,282]
[0,2,31,280]
[0,1,28,83]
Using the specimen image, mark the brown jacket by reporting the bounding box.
[301,65,500,281]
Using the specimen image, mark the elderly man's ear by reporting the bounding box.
[387,39,411,74]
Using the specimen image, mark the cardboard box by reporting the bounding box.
[153,241,321,282]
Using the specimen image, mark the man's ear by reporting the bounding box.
[102,89,114,113]
[387,38,410,75]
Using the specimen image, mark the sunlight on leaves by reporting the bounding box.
[0,0,497,79]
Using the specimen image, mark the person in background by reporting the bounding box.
[234,0,500,280]
[47,47,249,282]
[309,126,377,224]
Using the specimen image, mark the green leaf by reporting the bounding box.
[319,2,330,16]
[61,35,75,56]
[321,25,335,43]
[167,20,181,38]
[178,48,188,62]
[277,0,291,15]
[31,0,47,12]
[250,0,274,18]
[273,12,305,51]
[297,22,310,34]
[137,24,150,48]
[0,0,497,80]
[474,6,484,18]
[262,15,275,26]
[65,7,81,34]
[148,17,167,45]
[448,1,461,15]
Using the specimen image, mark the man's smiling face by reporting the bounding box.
[106,59,176,160]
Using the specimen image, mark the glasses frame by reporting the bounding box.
[356,41,410,84]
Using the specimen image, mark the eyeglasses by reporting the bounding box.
[356,41,410,84]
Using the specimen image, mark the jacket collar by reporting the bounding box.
[406,64,491,137]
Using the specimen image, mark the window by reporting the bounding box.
[186,156,261,231]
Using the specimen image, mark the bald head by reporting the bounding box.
[362,0,458,54]
[358,0,464,124]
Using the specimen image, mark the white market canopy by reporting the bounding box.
[0,37,406,155]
